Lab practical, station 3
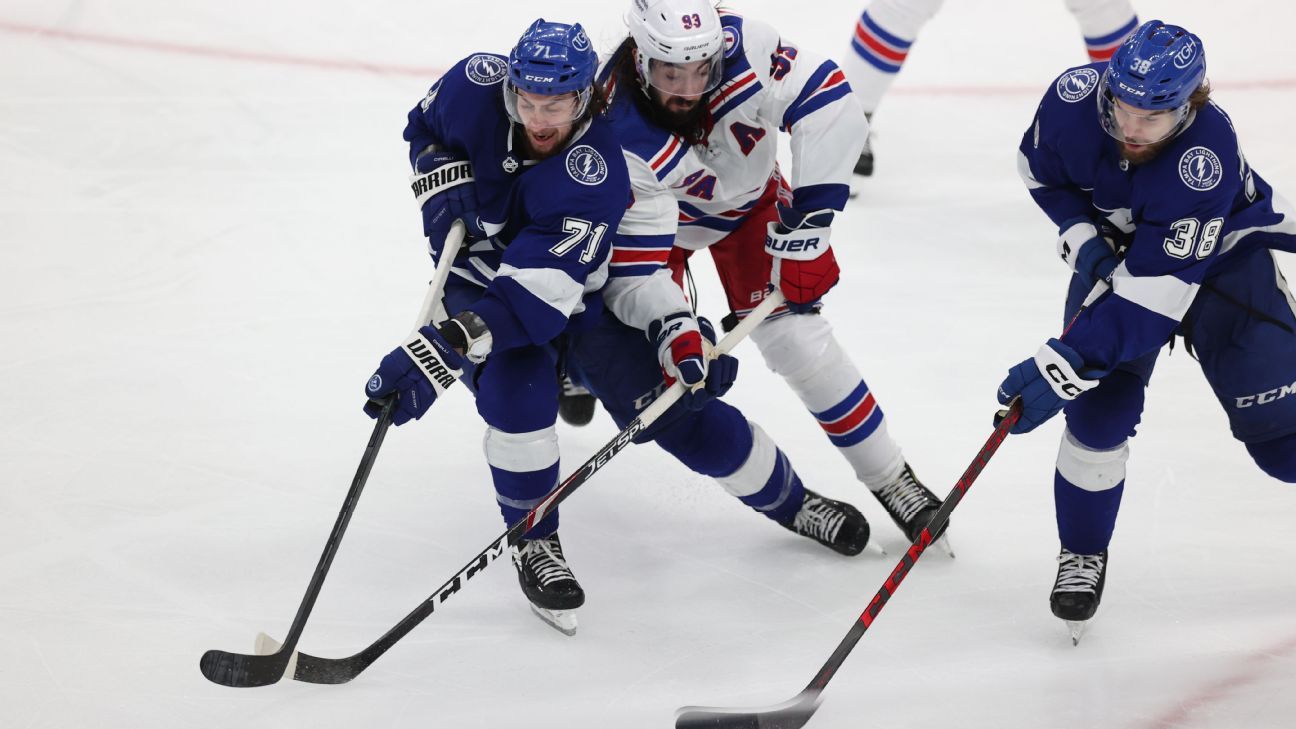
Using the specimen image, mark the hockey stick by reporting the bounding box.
[675,398,1023,728]
[199,223,467,688]
[261,290,788,684]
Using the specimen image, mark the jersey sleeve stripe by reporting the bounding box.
[1110,263,1201,321]
[782,66,852,130]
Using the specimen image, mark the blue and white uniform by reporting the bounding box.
[404,52,630,537]
[1018,63,1296,552]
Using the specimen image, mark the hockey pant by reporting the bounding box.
[566,309,805,524]
[843,0,1137,113]
[669,182,908,490]
[443,279,563,540]
[1055,248,1296,554]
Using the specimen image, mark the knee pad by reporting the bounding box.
[751,314,860,402]
[1063,0,1137,35]
[1056,428,1129,493]
[866,0,945,35]
[1065,369,1145,450]
[483,425,559,475]
[1247,434,1296,483]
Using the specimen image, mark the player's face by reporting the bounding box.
[646,58,716,99]
[513,89,582,159]
[1110,99,1180,146]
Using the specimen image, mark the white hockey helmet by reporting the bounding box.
[626,0,725,97]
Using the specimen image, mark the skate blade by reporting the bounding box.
[530,604,578,636]
[865,541,888,557]
[934,534,956,559]
[1065,620,1088,646]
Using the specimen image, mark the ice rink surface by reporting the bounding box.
[2,1,1294,727]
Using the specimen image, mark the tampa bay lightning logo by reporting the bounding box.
[566,145,608,186]
[1178,146,1223,191]
[366,374,383,393]
[723,26,741,58]
[1172,40,1198,70]
[465,54,506,86]
[1056,68,1100,102]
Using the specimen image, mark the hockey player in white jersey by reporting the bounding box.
[842,0,1139,176]
[584,0,946,546]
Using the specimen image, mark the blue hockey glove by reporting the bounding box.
[411,149,484,254]
[364,324,466,426]
[680,316,738,411]
[995,338,1100,434]
[1058,218,1118,290]
[767,205,839,314]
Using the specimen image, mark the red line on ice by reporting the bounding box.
[2,20,1295,94]
[1139,632,1296,729]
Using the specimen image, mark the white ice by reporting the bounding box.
[2,1,1294,728]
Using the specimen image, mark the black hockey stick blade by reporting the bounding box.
[676,690,821,729]
[199,645,292,688]
[199,397,396,688]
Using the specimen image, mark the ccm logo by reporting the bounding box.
[1235,381,1296,408]
[1045,364,1085,398]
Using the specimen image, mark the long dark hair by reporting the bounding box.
[605,37,713,146]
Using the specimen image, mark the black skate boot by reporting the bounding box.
[512,532,584,635]
[853,113,874,177]
[781,489,870,556]
[557,373,596,426]
[871,463,946,544]
[1050,548,1108,645]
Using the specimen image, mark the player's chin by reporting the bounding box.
[526,128,566,158]
[1121,140,1167,165]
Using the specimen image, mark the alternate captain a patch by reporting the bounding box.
[566,145,608,186]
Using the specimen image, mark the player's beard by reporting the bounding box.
[520,124,574,161]
[1119,136,1174,166]
[647,92,710,144]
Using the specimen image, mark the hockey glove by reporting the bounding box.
[680,316,739,411]
[648,311,708,388]
[1058,218,1118,291]
[766,205,840,313]
[364,324,466,426]
[411,148,484,255]
[995,338,1100,434]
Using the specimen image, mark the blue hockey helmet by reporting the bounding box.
[1098,20,1206,144]
[504,19,598,127]
[507,19,597,96]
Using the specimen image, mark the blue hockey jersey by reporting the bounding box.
[1018,63,1296,374]
[403,53,632,352]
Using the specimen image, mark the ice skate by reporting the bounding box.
[513,532,584,636]
[872,463,951,555]
[848,114,874,199]
[557,373,596,426]
[781,489,870,556]
[1050,548,1107,645]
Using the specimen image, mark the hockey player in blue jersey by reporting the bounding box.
[1002,20,1296,639]
[361,19,724,635]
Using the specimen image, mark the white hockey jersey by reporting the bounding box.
[597,12,868,329]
